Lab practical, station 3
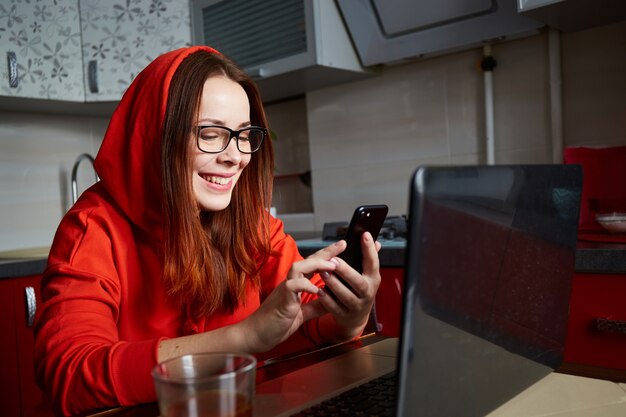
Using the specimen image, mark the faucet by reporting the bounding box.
[71,153,100,204]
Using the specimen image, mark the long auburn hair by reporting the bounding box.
[161,51,274,316]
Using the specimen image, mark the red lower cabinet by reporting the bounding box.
[375,268,405,337]
[0,278,21,417]
[375,268,626,381]
[563,272,626,379]
[0,275,53,417]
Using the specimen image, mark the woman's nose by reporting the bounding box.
[218,137,243,163]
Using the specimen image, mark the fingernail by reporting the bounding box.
[318,287,326,297]
[363,232,372,242]
[320,271,330,280]
[334,240,343,247]
[330,258,340,266]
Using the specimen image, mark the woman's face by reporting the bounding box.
[192,75,252,212]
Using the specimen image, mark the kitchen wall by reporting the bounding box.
[561,22,626,148]
[307,20,626,230]
[0,21,624,251]
[0,112,108,251]
[264,97,313,216]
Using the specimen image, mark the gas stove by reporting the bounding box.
[295,215,407,265]
[322,215,408,243]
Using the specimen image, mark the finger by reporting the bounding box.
[325,258,369,297]
[284,276,320,295]
[320,269,365,308]
[360,232,380,277]
[316,286,349,316]
[307,240,347,261]
[288,257,337,280]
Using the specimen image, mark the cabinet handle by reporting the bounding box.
[596,317,626,335]
[7,51,18,88]
[88,59,99,93]
[25,286,37,327]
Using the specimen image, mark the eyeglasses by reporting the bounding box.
[195,125,266,154]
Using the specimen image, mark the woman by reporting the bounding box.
[34,46,381,416]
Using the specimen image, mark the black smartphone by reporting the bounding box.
[330,205,388,294]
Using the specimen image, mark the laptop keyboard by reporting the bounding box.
[290,370,397,417]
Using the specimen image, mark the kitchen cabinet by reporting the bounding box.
[0,277,21,417]
[1,0,191,104]
[518,0,626,32]
[0,0,84,101]
[562,272,626,381]
[0,275,53,417]
[79,0,191,102]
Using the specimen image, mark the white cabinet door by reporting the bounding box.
[80,0,191,102]
[0,0,84,101]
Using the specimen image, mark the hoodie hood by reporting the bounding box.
[94,46,220,240]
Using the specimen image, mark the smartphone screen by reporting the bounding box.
[338,204,389,276]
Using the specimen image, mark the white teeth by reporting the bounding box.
[206,176,229,185]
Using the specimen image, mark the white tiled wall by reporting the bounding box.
[0,21,624,250]
[307,47,486,226]
[0,112,108,252]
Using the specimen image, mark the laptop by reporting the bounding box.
[255,164,582,417]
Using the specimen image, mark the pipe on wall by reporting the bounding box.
[549,28,564,163]
[482,44,496,165]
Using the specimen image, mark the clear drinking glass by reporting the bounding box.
[152,352,256,417]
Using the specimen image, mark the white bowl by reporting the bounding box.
[596,213,626,233]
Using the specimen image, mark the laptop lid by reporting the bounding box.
[396,164,582,417]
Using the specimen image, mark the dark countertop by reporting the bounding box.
[298,238,626,274]
[0,245,49,280]
[2,238,626,280]
[0,258,48,280]
[296,238,406,268]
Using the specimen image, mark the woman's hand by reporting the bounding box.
[241,256,337,353]
[239,233,381,352]
[315,232,382,341]
[158,251,341,361]
[309,232,381,341]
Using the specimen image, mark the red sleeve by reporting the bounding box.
[34,207,164,416]
[257,217,328,358]
[259,216,324,300]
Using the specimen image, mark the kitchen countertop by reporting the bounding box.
[0,246,50,279]
[297,238,407,268]
[0,258,48,279]
[2,239,626,280]
[297,238,626,273]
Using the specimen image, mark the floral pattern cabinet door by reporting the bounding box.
[0,0,84,101]
[80,0,191,102]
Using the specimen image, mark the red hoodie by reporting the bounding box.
[34,46,324,416]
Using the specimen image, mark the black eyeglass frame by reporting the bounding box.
[195,125,267,154]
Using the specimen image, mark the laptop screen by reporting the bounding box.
[396,165,582,417]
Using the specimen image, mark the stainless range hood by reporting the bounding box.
[336,0,544,66]
[191,0,374,102]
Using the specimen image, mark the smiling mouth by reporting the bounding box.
[201,175,232,186]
